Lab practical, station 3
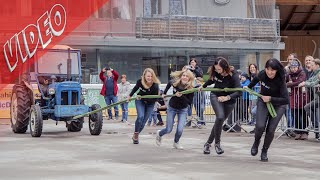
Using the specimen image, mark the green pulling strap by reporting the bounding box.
[73,87,277,120]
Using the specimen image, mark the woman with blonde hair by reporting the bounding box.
[156,70,195,149]
[128,68,160,144]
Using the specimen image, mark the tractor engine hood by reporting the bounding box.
[49,81,81,90]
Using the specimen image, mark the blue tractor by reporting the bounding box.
[10,46,103,137]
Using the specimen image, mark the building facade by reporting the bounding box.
[60,0,283,84]
[0,0,283,84]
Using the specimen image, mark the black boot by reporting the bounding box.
[203,143,211,154]
[251,140,260,156]
[260,147,268,162]
[214,143,224,155]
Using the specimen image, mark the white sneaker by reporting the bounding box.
[173,142,183,150]
[156,130,162,146]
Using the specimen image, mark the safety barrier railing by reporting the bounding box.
[136,16,281,42]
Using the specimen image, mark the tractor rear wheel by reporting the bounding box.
[10,84,32,133]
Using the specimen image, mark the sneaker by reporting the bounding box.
[214,143,224,155]
[173,142,183,150]
[115,117,119,120]
[203,143,211,154]
[156,130,162,146]
[107,117,113,120]
[156,122,164,126]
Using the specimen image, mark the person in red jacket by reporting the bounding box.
[100,67,119,120]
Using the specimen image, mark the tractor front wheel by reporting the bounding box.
[89,104,103,135]
[29,105,43,137]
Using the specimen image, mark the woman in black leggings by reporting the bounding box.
[248,58,289,162]
[201,57,241,155]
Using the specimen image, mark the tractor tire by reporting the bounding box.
[10,84,32,133]
[66,119,84,132]
[89,104,103,135]
[29,105,43,137]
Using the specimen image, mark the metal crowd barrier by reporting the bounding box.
[190,86,320,138]
[276,86,320,139]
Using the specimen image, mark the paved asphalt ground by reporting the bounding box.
[0,117,319,180]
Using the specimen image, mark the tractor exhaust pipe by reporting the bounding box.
[67,48,71,81]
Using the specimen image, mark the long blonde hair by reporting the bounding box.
[171,70,195,89]
[141,68,161,89]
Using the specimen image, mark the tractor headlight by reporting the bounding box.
[48,88,55,95]
[81,88,88,95]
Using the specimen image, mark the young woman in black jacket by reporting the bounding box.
[248,58,289,162]
[201,57,241,155]
[128,68,160,144]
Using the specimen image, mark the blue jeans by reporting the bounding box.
[159,105,188,143]
[120,102,128,121]
[286,105,293,127]
[250,105,257,125]
[134,100,155,133]
[187,105,192,116]
[148,111,158,125]
[104,95,119,118]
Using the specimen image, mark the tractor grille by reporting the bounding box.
[61,91,79,105]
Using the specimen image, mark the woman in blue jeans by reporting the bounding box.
[128,68,160,144]
[156,69,195,149]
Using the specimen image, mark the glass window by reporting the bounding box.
[93,0,111,18]
[76,46,271,85]
[112,0,132,19]
[37,51,79,75]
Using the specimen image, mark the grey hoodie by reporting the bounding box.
[117,81,131,101]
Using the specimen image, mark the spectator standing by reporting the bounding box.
[100,67,119,120]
